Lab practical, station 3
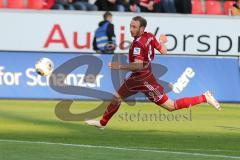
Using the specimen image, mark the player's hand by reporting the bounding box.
[159,34,168,44]
[108,62,121,70]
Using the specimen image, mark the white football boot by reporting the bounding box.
[85,119,105,129]
[204,91,221,111]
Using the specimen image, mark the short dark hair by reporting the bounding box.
[103,11,112,20]
[132,16,147,28]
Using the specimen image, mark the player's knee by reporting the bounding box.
[111,96,122,105]
[166,107,176,112]
[160,103,176,112]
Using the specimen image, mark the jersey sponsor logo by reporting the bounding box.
[133,47,141,55]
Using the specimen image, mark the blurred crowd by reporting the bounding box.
[52,0,192,13]
[0,0,239,16]
[51,0,240,15]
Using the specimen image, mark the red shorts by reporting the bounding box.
[117,72,168,105]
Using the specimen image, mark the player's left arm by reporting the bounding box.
[154,34,168,54]
[108,59,144,71]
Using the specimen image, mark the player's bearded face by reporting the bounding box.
[130,20,141,37]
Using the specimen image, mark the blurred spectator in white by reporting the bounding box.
[175,0,192,14]
[231,0,240,15]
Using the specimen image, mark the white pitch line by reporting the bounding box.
[0,139,240,159]
[138,147,240,153]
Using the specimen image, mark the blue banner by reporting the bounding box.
[0,51,239,102]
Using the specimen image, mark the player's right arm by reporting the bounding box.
[154,34,168,54]
[109,59,145,71]
[109,42,146,71]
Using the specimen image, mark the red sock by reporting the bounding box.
[174,95,207,110]
[100,102,121,126]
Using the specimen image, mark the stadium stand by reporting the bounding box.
[205,0,223,15]
[28,0,45,9]
[192,0,204,14]
[0,0,54,9]
[7,0,26,9]
[0,0,3,8]
[0,0,239,16]
[224,0,236,15]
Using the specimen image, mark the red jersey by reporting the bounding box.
[128,32,162,78]
[129,32,161,63]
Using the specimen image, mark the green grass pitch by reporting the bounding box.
[0,100,240,160]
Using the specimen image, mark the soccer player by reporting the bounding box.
[86,16,221,129]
